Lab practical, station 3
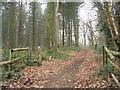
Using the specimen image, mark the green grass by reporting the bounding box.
[2,49,10,60]
[93,45,103,54]
[42,50,68,60]
[96,57,102,62]
[1,49,30,81]
[42,46,80,60]
[59,46,80,51]
[97,64,115,75]
[2,70,23,81]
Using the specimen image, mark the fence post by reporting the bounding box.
[103,46,105,65]
[38,46,42,66]
[27,46,29,61]
[8,49,12,71]
[105,52,108,64]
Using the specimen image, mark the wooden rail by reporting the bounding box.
[0,54,28,66]
[12,48,28,52]
[1,46,42,67]
[103,45,120,88]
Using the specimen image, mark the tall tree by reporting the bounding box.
[16,1,21,47]
[32,2,36,50]
[46,3,51,49]
[54,0,59,50]
[62,3,65,47]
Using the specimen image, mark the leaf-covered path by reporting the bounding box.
[6,49,111,88]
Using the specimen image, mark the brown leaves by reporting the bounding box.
[3,49,111,88]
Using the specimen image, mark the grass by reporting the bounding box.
[1,49,29,81]
[42,50,69,60]
[2,49,10,60]
[42,46,80,60]
[93,45,103,54]
[59,46,80,51]
[97,64,115,75]
[95,57,102,62]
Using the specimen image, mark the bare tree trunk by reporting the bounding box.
[68,20,70,46]
[16,1,20,48]
[32,2,36,50]
[74,19,77,46]
[7,4,11,48]
[76,18,79,46]
[54,0,59,50]
[62,4,65,47]
[84,34,86,47]
[70,19,72,46]
[46,3,51,49]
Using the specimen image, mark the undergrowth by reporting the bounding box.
[42,46,80,60]
[59,46,80,51]
[95,57,102,62]
[2,49,10,60]
[42,50,68,60]
[97,64,116,75]
[1,49,30,81]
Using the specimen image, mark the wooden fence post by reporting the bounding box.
[27,46,29,61]
[103,46,105,65]
[8,49,12,71]
[38,46,42,66]
[105,52,108,64]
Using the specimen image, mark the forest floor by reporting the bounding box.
[3,48,112,88]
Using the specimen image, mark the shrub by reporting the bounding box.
[2,49,10,60]
[97,64,114,75]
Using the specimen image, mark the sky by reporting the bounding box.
[78,0,98,45]
[79,0,98,21]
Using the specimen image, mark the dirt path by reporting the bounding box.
[5,49,110,88]
[42,52,83,88]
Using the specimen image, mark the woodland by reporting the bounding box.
[0,0,120,88]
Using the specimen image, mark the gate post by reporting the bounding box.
[103,45,105,65]
[38,46,42,66]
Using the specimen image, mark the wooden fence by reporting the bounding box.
[103,45,120,88]
[0,46,42,71]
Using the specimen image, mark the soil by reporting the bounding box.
[2,48,112,88]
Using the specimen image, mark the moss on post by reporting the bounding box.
[38,46,42,66]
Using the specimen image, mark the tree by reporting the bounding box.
[62,3,65,47]
[54,0,59,50]
[104,2,120,52]
[46,3,51,49]
[32,1,36,50]
[16,1,21,48]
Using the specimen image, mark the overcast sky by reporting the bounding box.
[78,0,98,45]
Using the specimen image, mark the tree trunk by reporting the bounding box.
[19,1,22,47]
[70,19,72,45]
[54,0,59,50]
[104,2,120,51]
[46,3,51,49]
[7,4,11,48]
[16,1,20,48]
[62,4,65,47]
[32,2,36,50]
[76,16,79,46]
[84,34,86,46]
[68,20,70,46]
